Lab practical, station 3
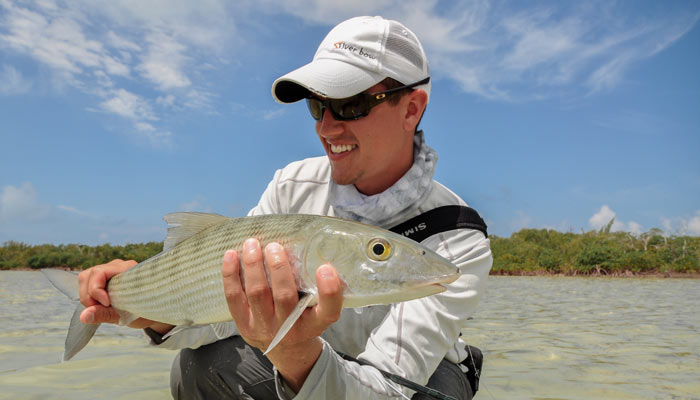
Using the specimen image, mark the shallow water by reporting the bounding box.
[0,271,174,399]
[1,271,698,399]
[464,276,700,399]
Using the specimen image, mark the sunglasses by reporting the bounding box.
[306,77,430,122]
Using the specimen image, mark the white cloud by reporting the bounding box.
[0,181,166,245]
[138,129,173,149]
[687,212,700,236]
[179,196,211,213]
[589,204,643,234]
[183,89,215,111]
[156,94,176,107]
[500,9,578,72]
[589,205,616,230]
[263,108,285,120]
[0,0,236,148]
[659,212,700,236]
[0,182,51,221]
[57,204,94,218]
[100,88,157,121]
[96,89,174,148]
[137,31,191,91]
[267,0,700,101]
[661,217,674,234]
[627,221,643,236]
[0,4,123,77]
[0,63,31,94]
[2,0,698,149]
[260,0,393,25]
[106,30,141,52]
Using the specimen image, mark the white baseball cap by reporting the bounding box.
[272,16,431,103]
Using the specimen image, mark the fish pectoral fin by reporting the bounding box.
[161,321,195,340]
[263,293,317,355]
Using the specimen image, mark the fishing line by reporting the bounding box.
[385,379,411,400]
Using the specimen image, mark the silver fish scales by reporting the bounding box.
[43,212,460,361]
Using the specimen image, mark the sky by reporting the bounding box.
[1,0,699,245]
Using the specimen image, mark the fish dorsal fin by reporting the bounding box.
[162,212,229,251]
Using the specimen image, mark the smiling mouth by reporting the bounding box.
[328,142,357,154]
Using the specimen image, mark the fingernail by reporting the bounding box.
[266,242,282,253]
[243,238,257,252]
[318,264,335,279]
[86,311,95,324]
[265,243,283,264]
[224,250,235,263]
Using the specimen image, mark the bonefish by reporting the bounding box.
[43,212,460,361]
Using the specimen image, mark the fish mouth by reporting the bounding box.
[419,269,461,287]
[406,272,461,294]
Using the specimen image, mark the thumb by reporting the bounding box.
[314,264,343,325]
[80,304,121,324]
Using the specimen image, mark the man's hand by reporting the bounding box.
[78,259,172,333]
[222,238,343,392]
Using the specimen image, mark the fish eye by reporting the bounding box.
[367,238,392,261]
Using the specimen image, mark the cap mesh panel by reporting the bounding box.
[385,21,424,71]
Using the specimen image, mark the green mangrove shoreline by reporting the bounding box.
[2,227,699,277]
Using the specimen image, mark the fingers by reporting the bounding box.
[88,270,110,307]
[78,259,137,308]
[221,239,340,352]
[222,249,250,326]
[80,305,159,329]
[80,304,120,324]
[311,264,343,327]
[265,242,299,320]
[242,239,274,322]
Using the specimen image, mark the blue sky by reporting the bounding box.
[1,0,699,245]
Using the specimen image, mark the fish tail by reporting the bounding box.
[41,269,99,361]
[63,304,100,361]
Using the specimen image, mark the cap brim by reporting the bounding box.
[272,58,384,103]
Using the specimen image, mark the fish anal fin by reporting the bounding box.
[263,293,317,355]
[162,212,228,251]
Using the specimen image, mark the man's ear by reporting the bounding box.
[402,89,428,133]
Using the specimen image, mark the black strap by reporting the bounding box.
[338,353,457,400]
[389,205,487,242]
[339,205,485,399]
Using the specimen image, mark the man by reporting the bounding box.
[79,16,492,399]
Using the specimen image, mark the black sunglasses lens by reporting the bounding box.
[305,77,429,122]
[332,97,367,120]
[306,95,371,121]
[306,98,323,121]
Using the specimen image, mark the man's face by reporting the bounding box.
[314,83,415,195]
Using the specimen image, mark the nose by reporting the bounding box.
[316,108,343,138]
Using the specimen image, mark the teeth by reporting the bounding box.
[330,143,357,154]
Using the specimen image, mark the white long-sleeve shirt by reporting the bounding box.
[153,155,492,399]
